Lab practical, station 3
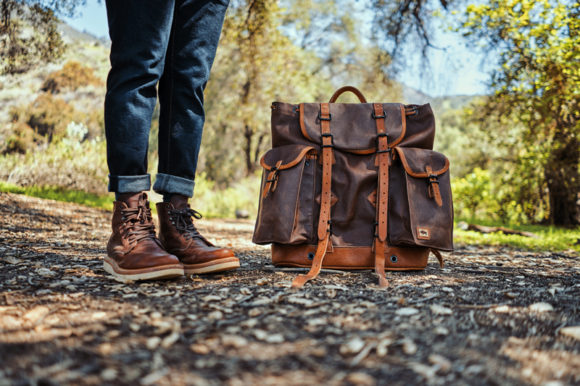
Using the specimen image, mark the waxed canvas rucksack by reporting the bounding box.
[252,86,453,288]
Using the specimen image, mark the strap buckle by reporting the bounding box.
[372,111,386,119]
[318,112,332,121]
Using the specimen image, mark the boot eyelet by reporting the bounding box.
[390,255,398,263]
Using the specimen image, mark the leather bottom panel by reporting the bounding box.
[272,243,429,271]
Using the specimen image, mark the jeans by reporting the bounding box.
[104,0,229,197]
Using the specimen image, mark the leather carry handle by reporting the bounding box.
[329,86,367,103]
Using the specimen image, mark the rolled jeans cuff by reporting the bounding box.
[153,173,195,198]
[108,174,151,193]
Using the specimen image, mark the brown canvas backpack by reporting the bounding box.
[252,86,453,288]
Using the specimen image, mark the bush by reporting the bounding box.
[452,166,546,225]
[0,122,108,194]
[2,122,43,154]
[193,172,261,219]
[41,60,102,94]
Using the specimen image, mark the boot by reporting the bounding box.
[105,192,184,281]
[156,195,239,275]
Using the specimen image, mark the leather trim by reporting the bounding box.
[394,147,450,177]
[329,86,368,103]
[272,244,431,270]
[260,146,316,171]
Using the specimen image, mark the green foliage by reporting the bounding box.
[459,0,580,225]
[454,220,580,253]
[193,173,261,219]
[0,180,113,211]
[41,60,101,93]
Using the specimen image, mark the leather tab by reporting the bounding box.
[430,249,444,268]
[426,165,443,207]
[291,234,330,288]
[374,240,389,288]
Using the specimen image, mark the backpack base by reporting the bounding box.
[272,243,430,271]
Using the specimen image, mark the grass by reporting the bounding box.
[0,181,113,211]
[454,218,580,253]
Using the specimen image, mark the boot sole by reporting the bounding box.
[103,257,184,282]
[184,257,240,275]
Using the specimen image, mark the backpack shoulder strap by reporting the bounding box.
[292,103,333,288]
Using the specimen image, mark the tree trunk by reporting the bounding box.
[544,126,579,226]
[243,124,256,176]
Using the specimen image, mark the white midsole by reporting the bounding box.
[185,260,240,274]
[103,260,184,281]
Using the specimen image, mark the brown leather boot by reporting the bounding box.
[104,192,184,281]
[156,195,239,275]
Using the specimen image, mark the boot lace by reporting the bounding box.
[168,208,204,241]
[120,203,157,246]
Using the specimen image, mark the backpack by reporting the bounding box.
[252,86,453,288]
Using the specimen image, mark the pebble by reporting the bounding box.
[345,372,375,386]
[36,268,56,277]
[265,334,284,344]
[430,304,452,316]
[190,344,210,355]
[222,335,248,348]
[161,331,180,348]
[428,354,452,373]
[434,326,449,336]
[207,310,224,320]
[492,305,511,313]
[559,326,580,341]
[401,339,417,355]
[100,368,117,381]
[528,302,554,313]
[396,307,419,316]
[339,337,365,355]
[146,337,161,350]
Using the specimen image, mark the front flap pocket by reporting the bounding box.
[253,145,317,245]
[392,147,453,251]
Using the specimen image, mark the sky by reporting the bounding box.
[64,0,490,98]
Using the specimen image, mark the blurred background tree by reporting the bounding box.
[458,0,579,225]
[0,0,85,74]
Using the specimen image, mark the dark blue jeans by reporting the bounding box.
[104,0,228,197]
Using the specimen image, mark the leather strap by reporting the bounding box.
[262,160,282,199]
[373,103,390,288]
[329,86,367,103]
[430,249,444,268]
[292,103,333,288]
[426,165,443,207]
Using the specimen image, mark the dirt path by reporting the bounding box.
[0,192,579,385]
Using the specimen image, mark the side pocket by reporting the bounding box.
[389,147,453,251]
[252,145,317,245]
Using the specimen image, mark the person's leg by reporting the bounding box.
[154,0,238,274]
[103,0,184,281]
[153,0,230,199]
[105,0,174,195]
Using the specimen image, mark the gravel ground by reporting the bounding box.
[0,192,579,385]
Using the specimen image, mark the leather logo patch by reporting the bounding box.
[417,227,430,240]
